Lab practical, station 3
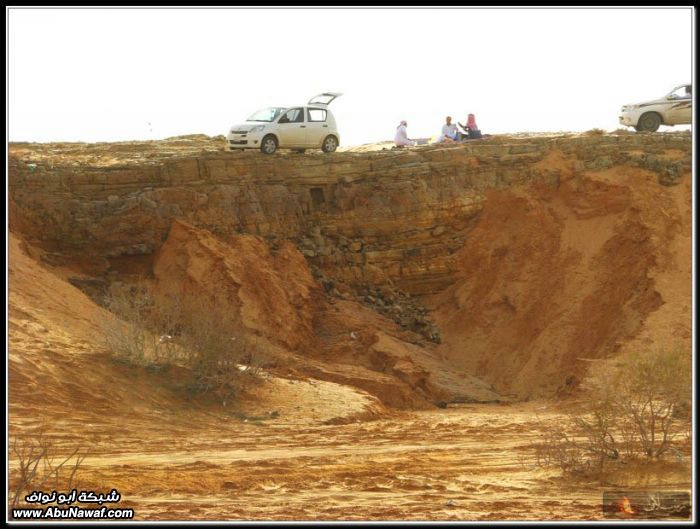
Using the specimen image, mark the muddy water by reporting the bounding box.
[12,403,689,521]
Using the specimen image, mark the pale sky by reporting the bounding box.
[7,7,694,146]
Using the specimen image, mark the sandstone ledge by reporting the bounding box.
[9,132,692,295]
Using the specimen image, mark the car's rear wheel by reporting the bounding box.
[322,135,338,153]
[261,135,278,154]
[636,112,661,132]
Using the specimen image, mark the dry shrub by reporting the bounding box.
[171,294,252,405]
[533,405,619,476]
[9,424,87,514]
[585,128,607,136]
[101,281,180,368]
[101,280,266,405]
[533,344,691,476]
[606,344,691,459]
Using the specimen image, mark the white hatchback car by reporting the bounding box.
[227,92,342,154]
[619,84,692,132]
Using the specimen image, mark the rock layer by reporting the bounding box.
[9,132,692,400]
[9,133,690,296]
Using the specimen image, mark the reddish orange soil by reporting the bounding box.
[430,152,692,399]
[7,135,692,521]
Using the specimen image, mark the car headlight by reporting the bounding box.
[249,125,266,133]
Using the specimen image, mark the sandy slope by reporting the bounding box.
[428,150,692,399]
[8,232,383,428]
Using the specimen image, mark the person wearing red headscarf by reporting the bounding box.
[458,113,483,140]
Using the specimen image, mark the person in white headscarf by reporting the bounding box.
[394,120,415,147]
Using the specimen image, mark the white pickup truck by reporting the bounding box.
[619,84,692,132]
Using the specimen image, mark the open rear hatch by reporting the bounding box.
[308,92,343,106]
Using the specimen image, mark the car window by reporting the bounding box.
[279,108,304,123]
[308,108,327,122]
[247,107,285,122]
[669,86,691,99]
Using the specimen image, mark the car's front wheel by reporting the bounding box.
[322,135,338,153]
[635,112,661,132]
[261,135,278,154]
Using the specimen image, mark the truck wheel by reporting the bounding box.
[322,135,338,153]
[261,135,278,154]
[636,112,661,132]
